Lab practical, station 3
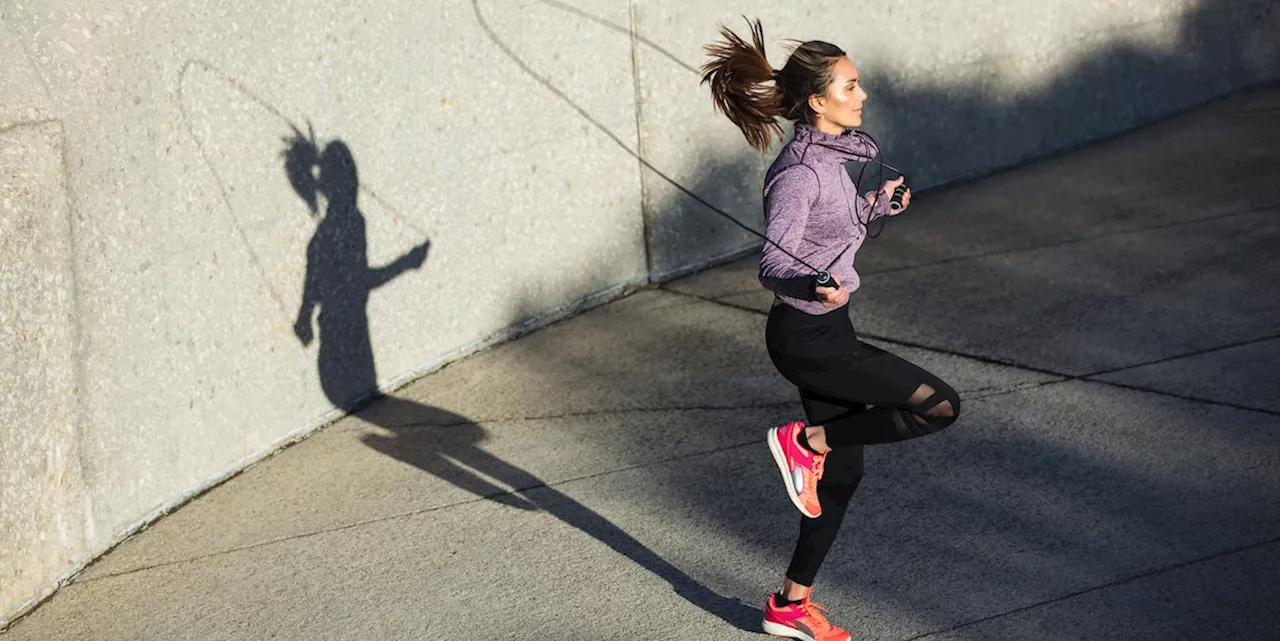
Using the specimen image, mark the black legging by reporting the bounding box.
[765,301,962,586]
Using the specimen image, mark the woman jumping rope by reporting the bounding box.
[702,20,962,641]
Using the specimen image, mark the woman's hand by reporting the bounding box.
[868,176,911,215]
[294,316,314,346]
[815,274,848,309]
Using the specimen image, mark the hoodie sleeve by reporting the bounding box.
[760,165,821,301]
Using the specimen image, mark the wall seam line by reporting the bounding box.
[626,0,654,280]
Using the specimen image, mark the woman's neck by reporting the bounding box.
[811,117,845,136]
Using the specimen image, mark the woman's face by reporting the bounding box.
[812,57,867,129]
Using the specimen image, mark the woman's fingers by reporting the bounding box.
[816,286,848,308]
[816,271,848,307]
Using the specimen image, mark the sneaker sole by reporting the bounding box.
[766,427,821,519]
[761,619,815,641]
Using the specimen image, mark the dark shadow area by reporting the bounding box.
[284,128,759,630]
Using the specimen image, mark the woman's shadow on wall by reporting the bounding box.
[283,127,758,630]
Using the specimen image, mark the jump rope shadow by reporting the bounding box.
[284,130,761,630]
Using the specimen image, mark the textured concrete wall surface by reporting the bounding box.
[1,0,1277,624]
[0,120,88,623]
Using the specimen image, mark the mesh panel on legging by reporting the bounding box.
[817,350,962,448]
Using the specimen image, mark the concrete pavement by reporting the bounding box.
[6,88,1279,640]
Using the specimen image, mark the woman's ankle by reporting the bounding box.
[802,426,831,454]
[780,579,812,602]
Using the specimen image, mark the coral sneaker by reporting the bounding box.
[767,421,825,518]
[762,593,851,641]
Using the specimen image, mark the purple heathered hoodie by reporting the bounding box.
[759,123,892,315]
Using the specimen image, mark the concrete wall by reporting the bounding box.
[2,0,1276,624]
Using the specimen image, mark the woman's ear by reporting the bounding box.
[807,93,826,118]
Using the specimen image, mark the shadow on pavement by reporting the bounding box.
[359,400,762,631]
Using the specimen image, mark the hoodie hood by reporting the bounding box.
[791,123,880,164]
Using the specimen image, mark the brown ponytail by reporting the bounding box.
[701,18,847,153]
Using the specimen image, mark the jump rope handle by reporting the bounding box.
[889,175,910,213]
[815,271,839,291]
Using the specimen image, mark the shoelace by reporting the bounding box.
[800,600,833,632]
[811,451,826,480]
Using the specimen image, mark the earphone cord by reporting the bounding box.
[794,131,906,272]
